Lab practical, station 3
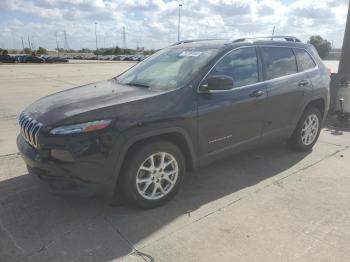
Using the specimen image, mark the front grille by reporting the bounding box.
[19,113,43,148]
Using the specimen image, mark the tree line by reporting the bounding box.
[0,36,333,59]
[0,46,157,56]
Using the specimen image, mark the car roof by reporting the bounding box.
[169,37,311,51]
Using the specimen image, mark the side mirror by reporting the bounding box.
[200,75,234,92]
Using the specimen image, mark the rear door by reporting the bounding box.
[293,47,318,97]
[259,46,309,141]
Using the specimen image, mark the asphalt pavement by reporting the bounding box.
[1,61,350,262]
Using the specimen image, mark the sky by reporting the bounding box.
[0,0,349,51]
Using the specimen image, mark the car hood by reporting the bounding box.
[25,79,166,125]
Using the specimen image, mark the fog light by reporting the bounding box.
[51,149,74,162]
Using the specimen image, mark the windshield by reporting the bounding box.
[117,47,220,90]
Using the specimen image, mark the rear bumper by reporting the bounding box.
[17,134,113,196]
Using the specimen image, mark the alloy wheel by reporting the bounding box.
[136,152,179,200]
[301,114,319,146]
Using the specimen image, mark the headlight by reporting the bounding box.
[50,119,112,135]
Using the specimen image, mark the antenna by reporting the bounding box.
[271,26,276,40]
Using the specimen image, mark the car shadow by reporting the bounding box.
[0,142,312,262]
[324,115,350,135]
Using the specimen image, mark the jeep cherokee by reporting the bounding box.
[17,36,330,208]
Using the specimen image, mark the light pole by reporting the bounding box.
[177,3,183,42]
[55,32,59,57]
[94,22,98,56]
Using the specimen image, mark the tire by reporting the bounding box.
[119,139,185,208]
[289,107,322,152]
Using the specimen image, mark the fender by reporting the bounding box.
[108,127,199,193]
[292,96,327,136]
[312,93,330,121]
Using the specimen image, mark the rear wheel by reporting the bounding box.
[289,107,322,152]
[119,140,185,208]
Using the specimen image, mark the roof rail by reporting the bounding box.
[232,36,302,43]
[171,39,228,46]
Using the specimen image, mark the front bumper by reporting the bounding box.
[17,134,116,196]
[27,165,98,197]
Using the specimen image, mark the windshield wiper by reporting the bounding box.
[123,82,150,88]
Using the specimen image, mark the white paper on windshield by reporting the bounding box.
[179,51,202,57]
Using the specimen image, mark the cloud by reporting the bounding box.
[0,0,348,50]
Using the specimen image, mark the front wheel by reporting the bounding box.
[289,107,322,152]
[119,140,185,208]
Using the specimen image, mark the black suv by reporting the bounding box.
[17,36,330,208]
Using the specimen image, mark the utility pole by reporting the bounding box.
[21,37,25,52]
[177,2,183,41]
[63,30,69,51]
[27,36,31,51]
[30,37,35,51]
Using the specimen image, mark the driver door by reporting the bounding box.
[197,47,267,162]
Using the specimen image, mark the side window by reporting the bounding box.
[294,48,317,71]
[207,47,259,88]
[261,47,297,80]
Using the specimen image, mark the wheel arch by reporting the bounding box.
[305,98,326,120]
[289,97,326,140]
[111,127,198,192]
[289,99,324,152]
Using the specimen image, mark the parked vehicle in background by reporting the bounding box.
[15,54,27,63]
[17,36,330,208]
[0,52,146,64]
[0,55,15,63]
[39,55,50,60]
[0,50,15,63]
[131,55,144,61]
[45,57,69,63]
[23,55,44,63]
[119,55,127,61]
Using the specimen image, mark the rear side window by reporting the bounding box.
[208,47,259,88]
[261,47,297,80]
[294,48,317,71]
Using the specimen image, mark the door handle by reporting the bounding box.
[249,89,265,98]
[298,80,309,87]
